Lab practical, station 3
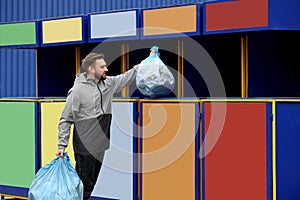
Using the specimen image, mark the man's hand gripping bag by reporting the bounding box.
[28,153,83,200]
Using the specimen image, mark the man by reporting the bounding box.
[55,52,145,199]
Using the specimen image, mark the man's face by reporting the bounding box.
[93,59,108,80]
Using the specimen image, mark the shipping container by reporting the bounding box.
[0,0,210,22]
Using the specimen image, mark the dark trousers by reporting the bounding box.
[75,152,105,200]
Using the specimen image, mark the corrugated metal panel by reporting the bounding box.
[0,0,208,98]
[0,0,204,22]
[0,49,36,97]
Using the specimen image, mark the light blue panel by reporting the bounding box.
[91,102,134,200]
[90,10,137,39]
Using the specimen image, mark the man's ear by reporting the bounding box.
[88,66,94,73]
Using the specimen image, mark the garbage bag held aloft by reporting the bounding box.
[28,153,83,200]
[136,46,175,97]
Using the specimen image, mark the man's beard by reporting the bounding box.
[95,73,106,80]
[101,73,107,80]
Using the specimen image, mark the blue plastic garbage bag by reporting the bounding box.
[136,46,175,97]
[28,153,83,200]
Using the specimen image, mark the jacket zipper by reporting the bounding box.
[96,84,105,114]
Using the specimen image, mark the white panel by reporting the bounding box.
[91,102,135,200]
[90,11,137,39]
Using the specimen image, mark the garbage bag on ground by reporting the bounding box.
[136,46,175,97]
[28,153,83,200]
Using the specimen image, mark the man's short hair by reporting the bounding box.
[81,53,104,73]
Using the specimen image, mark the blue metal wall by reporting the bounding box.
[0,0,204,22]
[0,49,36,97]
[0,0,214,98]
[276,102,300,200]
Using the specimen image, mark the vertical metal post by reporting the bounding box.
[121,43,129,97]
[178,40,184,98]
[35,49,38,97]
[241,35,248,97]
[75,46,80,74]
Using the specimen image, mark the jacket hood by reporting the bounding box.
[74,73,88,84]
[75,73,104,85]
[67,73,90,95]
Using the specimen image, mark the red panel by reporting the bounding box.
[204,103,267,200]
[206,0,268,31]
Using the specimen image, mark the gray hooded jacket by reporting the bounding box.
[58,65,138,153]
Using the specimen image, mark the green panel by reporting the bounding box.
[0,22,36,46]
[0,102,36,188]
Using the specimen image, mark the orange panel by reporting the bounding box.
[204,103,267,200]
[142,103,196,200]
[143,5,197,35]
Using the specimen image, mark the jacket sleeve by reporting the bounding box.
[111,65,139,94]
[57,91,74,149]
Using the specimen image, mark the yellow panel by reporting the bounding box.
[41,102,75,166]
[142,103,195,200]
[42,17,82,44]
[143,5,197,35]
